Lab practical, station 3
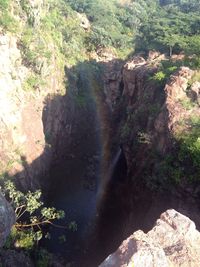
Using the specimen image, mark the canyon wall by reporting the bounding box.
[89,55,200,266]
[0,31,69,190]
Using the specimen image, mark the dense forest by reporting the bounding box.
[67,0,200,57]
[1,0,200,61]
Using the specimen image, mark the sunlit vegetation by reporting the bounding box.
[1,180,65,250]
[137,0,200,57]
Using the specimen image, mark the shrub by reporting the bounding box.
[0,0,10,11]
[0,11,17,33]
[153,71,166,82]
[176,116,200,182]
[2,181,65,250]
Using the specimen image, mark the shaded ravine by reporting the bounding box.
[43,61,129,265]
[5,58,200,267]
[41,59,200,267]
[44,63,105,263]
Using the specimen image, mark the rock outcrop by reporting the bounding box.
[77,12,91,30]
[99,209,200,267]
[102,56,200,183]
[0,32,69,190]
[0,193,15,247]
[0,33,46,188]
[189,81,200,105]
[91,56,200,267]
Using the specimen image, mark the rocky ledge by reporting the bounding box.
[99,209,200,267]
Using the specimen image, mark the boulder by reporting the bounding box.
[99,209,200,267]
[124,56,146,70]
[189,81,200,105]
[0,193,15,247]
[77,13,91,30]
[148,50,161,61]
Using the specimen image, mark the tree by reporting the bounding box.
[2,181,65,249]
[183,35,200,56]
[136,3,200,56]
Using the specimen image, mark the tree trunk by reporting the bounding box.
[169,46,173,57]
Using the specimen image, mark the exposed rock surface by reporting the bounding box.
[0,33,45,186]
[77,12,91,30]
[103,56,199,177]
[0,193,15,247]
[0,32,68,190]
[99,209,200,267]
[189,81,200,105]
[91,56,200,267]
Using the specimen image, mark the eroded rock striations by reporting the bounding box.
[99,209,200,267]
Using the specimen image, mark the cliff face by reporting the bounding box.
[92,55,200,267]
[0,32,68,189]
[103,56,199,190]
[99,209,200,267]
[0,193,15,247]
[0,33,44,187]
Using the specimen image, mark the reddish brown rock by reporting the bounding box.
[189,81,200,105]
[99,210,200,267]
[148,50,161,60]
[164,67,193,101]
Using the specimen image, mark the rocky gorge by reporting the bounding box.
[0,1,200,266]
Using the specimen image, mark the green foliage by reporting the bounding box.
[4,226,42,250]
[35,248,52,267]
[189,71,200,86]
[160,116,200,184]
[0,0,10,10]
[183,35,200,56]
[177,116,200,181]
[153,71,166,82]
[150,113,200,186]
[179,98,195,110]
[136,1,200,56]
[151,64,178,85]
[23,74,46,91]
[2,181,65,250]
[68,221,78,232]
[86,26,112,50]
[20,0,34,24]
[20,27,52,74]
[0,0,19,33]
[67,0,134,53]
[39,1,87,65]
[0,12,17,33]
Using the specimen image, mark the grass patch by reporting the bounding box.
[150,64,178,86]
[179,98,195,110]
[188,71,200,88]
[23,74,46,91]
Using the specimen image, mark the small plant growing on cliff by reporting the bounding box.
[0,0,17,33]
[2,181,65,250]
[153,71,166,82]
